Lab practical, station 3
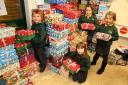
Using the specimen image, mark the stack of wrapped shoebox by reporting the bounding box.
[44,0,71,74]
[0,24,29,85]
[15,30,39,82]
[62,5,82,52]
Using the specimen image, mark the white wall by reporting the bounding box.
[109,0,128,38]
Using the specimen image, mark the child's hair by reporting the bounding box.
[105,11,116,21]
[32,9,44,22]
[76,42,87,55]
[84,5,93,15]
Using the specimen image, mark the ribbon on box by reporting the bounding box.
[81,23,95,30]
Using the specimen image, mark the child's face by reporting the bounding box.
[32,13,42,23]
[77,47,85,55]
[105,15,115,26]
[85,7,92,16]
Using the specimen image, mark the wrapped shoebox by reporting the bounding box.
[49,40,68,50]
[16,29,35,41]
[70,25,78,34]
[0,23,6,28]
[0,27,15,38]
[0,44,14,50]
[0,62,20,76]
[17,48,34,58]
[48,0,67,4]
[81,23,95,30]
[47,27,70,39]
[64,10,81,19]
[19,53,36,68]
[98,4,108,14]
[96,32,112,41]
[49,47,68,57]
[48,55,63,68]
[52,22,70,31]
[63,17,79,24]
[45,13,64,24]
[0,36,15,47]
[0,69,29,85]
[62,58,80,74]
[49,36,68,45]
[69,31,87,47]
[38,3,50,10]
[68,31,79,41]
[56,4,72,12]
[96,13,105,20]
[22,61,39,77]
[15,42,32,52]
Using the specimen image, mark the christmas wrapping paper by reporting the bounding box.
[0,27,15,38]
[63,17,79,24]
[63,58,80,74]
[47,27,70,39]
[49,47,68,57]
[55,4,72,12]
[38,3,50,10]
[49,36,68,46]
[0,23,6,28]
[52,22,70,31]
[98,4,108,14]
[96,13,105,20]
[0,44,14,50]
[96,32,112,41]
[48,0,67,4]
[64,10,81,19]
[81,23,95,30]
[0,69,30,85]
[49,40,68,50]
[0,63,20,76]
[19,53,36,68]
[48,55,63,68]
[16,29,35,41]
[45,13,64,24]
[0,36,15,47]
[69,31,87,51]
[22,61,39,77]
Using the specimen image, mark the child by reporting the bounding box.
[66,42,91,83]
[91,11,119,74]
[31,9,47,72]
[78,5,97,51]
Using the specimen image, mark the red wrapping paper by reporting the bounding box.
[81,23,95,30]
[19,53,36,68]
[64,10,81,19]
[0,23,6,28]
[0,36,15,47]
[16,30,35,36]
[63,58,80,73]
[53,22,69,31]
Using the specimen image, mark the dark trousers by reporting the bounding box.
[33,45,47,68]
[92,53,108,70]
[71,71,88,83]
